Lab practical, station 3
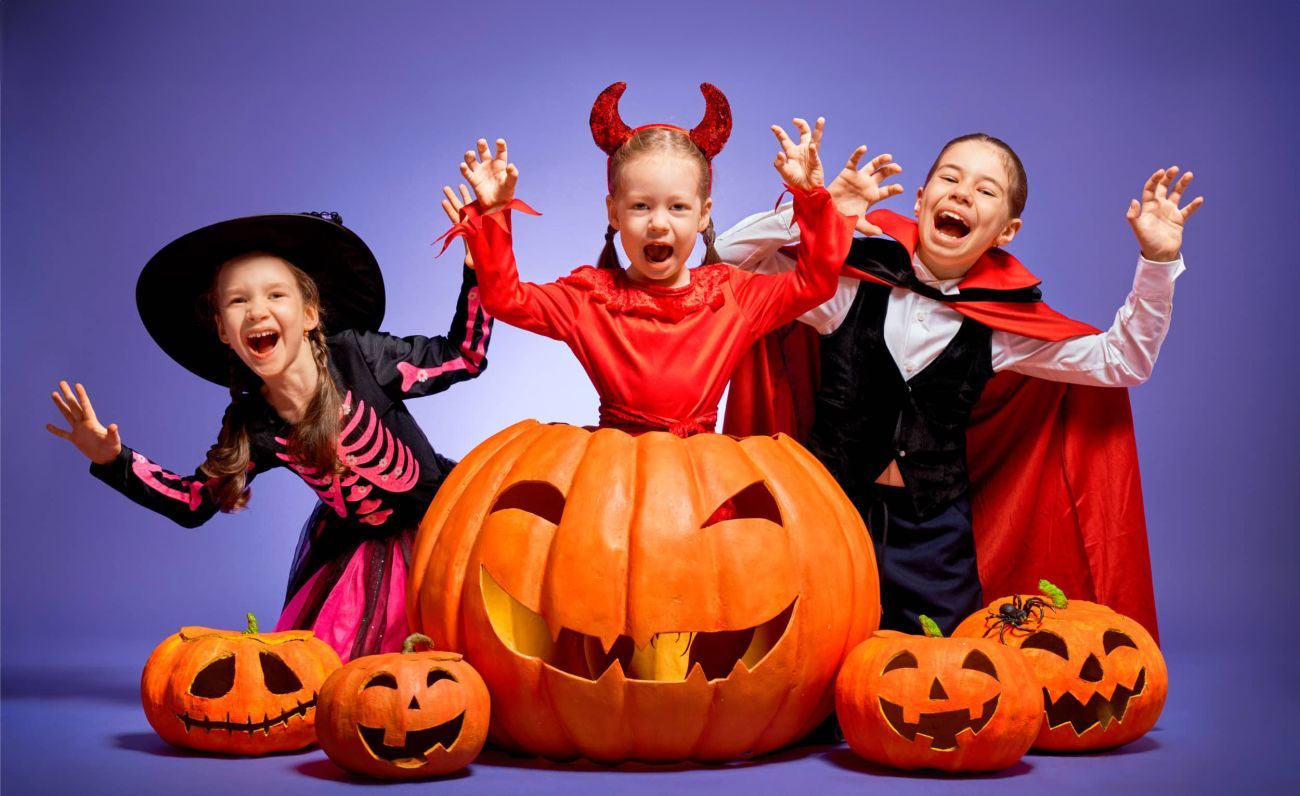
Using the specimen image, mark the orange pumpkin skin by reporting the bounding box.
[317,642,489,778]
[836,630,1042,772]
[954,598,1167,751]
[407,420,880,763]
[140,624,341,754]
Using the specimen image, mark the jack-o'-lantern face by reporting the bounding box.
[954,590,1168,751]
[836,630,1042,772]
[140,616,341,755]
[317,638,489,779]
[408,420,880,763]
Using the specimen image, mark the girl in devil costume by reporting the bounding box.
[46,212,492,661]
[437,83,854,436]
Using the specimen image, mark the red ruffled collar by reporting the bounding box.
[558,263,730,322]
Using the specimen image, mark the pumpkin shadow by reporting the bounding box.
[824,747,1034,779]
[472,742,828,773]
[294,758,473,784]
[1027,734,1161,758]
[112,732,322,761]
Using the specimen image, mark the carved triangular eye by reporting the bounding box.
[428,668,458,686]
[190,655,235,698]
[260,652,303,694]
[491,481,566,525]
[1103,630,1138,654]
[702,482,783,528]
[1020,630,1070,660]
[961,649,999,680]
[882,651,919,674]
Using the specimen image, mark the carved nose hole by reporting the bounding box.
[408,696,421,710]
[929,678,948,699]
[1080,653,1104,682]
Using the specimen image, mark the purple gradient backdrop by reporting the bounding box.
[4,0,1298,792]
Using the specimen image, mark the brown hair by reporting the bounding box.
[924,133,1028,219]
[201,255,343,512]
[597,126,722,270]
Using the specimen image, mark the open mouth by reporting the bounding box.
[878,695,999,751]
[481,565,795,682]
[1044,668,1146,735]
[246,330,280,356]
[934,211,971,239]
[357,712,465,768]
[178,697,315,735]
[642,243,674,264]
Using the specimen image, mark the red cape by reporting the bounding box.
[724,211,1159,639]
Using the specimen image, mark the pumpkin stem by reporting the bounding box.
[919,615,943,638]
[1038,579,1068,609]
[245,613,259,634]
[403,633,435,654]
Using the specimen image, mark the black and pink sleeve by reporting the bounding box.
[88,445,255,529]
[356,265,494,401]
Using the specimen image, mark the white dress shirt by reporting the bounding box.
[716,204,1184,387]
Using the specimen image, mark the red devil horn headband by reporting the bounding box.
[590,82,733,190]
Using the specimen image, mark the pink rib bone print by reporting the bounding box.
[395,287,491,392]
[131,452,206,511]
[337,395,419,492]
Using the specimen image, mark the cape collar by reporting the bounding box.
[866,209,1042,293]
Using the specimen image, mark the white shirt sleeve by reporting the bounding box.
[714,203,858,334]
[991,255,1185,386]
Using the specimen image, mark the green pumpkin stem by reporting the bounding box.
[245,613,259,634]
[919,615,944,638]
[403,633,435,654]
[1038,579,1068,609]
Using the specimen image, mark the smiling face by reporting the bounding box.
[407,420,881,763]
[914,139,1024,278]
[212,254,319,380]
[607,150,712,288]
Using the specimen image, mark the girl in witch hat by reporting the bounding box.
[436,82,855,437]
[46,211,492,661]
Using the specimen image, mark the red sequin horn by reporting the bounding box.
[589,81,733,159]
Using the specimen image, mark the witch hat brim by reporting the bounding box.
[136,213,384,385]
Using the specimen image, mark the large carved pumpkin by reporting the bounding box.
[317,634,489,778]
[836,617,1042,772]
[408,420,879,763]
[953,581,1167,751]
[141,614,341,754]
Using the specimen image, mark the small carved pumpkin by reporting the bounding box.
[953,580,1168,751]
[407,420,880,762]
[140,613,341,754]
[317,634,490,778]
[836,616,1043,772]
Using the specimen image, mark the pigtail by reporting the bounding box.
[701,219,722,265]
[201,358,259,512]
[597,225,622,269]
[286,326,343,478]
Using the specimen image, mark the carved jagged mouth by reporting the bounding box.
[878,695,999,751]
[358,713,465,768]
[1044,668,1146,734]
[178,697,315,735]
[480,565,795,682]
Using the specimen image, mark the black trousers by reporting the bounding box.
[851,485,984,636]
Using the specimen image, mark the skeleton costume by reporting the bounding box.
[92,213,492,661]
[438,83,854,436]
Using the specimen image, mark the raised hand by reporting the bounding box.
[1126,167,1204,261]
[440,183,475,269]
[46,380,122,465]
[459,138,518,213]
[827,145,905,235]
[771,117,826,192]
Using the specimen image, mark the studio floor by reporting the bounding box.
[3,638,1294,795]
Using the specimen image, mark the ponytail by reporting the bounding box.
[701,219,722,265]
[597,225,621,270]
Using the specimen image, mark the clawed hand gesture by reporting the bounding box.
[828,146,904,235]
[460,138,518,213]
[439,183,475,269]
[771,118,827,192]
[1127,167,1204,261]
[46,380,122,465]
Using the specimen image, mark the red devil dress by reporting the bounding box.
[91,267,492,660]
[722,209,1177,638]
[442,186,853,435]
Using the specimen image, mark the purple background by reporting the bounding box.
[4,0,1298,792]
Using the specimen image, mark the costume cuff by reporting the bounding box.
[89,445,133,483]
[433,198,541,257]
[1132,254,1185,300]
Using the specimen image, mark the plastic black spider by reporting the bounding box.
[982,594,1054,643]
